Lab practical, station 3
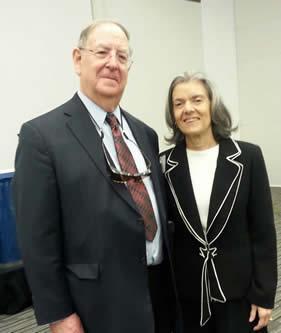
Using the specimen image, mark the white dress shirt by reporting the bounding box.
[77,91,163,265]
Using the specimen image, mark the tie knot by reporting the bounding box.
[106,113,119,129]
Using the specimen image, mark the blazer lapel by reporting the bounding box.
[65,95,138,213]
[207,139,244,243]
[165,142,206,244]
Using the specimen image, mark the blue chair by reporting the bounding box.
[0,171,32,314]
[0,171,21,264]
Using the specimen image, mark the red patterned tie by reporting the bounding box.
[106,113,157,241]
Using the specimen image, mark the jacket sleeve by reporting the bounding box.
[12,122,74,324]
[246,145,277,308]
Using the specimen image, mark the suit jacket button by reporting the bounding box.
[140,256,146,265]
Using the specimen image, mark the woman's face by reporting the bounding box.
[172,80,214,142]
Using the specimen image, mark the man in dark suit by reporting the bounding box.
[12,20,176,333]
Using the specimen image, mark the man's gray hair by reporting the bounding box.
[77,20,133,56]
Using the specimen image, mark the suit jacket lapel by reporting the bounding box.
[65,95,138,213]
[165,142,206,243]
[207,139,243,243]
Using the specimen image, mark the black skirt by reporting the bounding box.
[180,298,268,333]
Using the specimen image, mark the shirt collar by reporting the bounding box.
[77,90,121,129]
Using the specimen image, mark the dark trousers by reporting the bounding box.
[0,268,32,315]
[148,259,176,333]
[180,298,268,333]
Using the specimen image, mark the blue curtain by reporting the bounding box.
[0,172,21,263]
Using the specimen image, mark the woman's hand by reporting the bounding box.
[249,304,272,331]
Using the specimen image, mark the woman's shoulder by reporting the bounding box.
[160,140,185,158]
[159,146,177,173]
[234,139,262,156]
[222,138,262,156]
[159,146,175,158]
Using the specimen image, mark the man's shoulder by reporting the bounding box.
[24,94,78,128]
[26,106,63,127]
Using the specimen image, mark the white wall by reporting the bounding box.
[201,0,240,136]
[1,1,279,185]
[0,0,92,170]
[235,0,281,185]
[92,0,204,150]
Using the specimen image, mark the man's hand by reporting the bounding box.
[249,304,272,331]
[49,313,85,333]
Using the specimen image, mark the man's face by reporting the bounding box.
[73,23,130,104]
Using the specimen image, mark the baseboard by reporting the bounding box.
[0,169,14,173]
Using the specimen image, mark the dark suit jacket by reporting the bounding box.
[12,94,175,333]
[160,138,277,326]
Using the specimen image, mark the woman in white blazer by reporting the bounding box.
[160,72,277,333]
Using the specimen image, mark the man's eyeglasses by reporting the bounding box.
[79,47,132,68]
[101,137,152,184]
